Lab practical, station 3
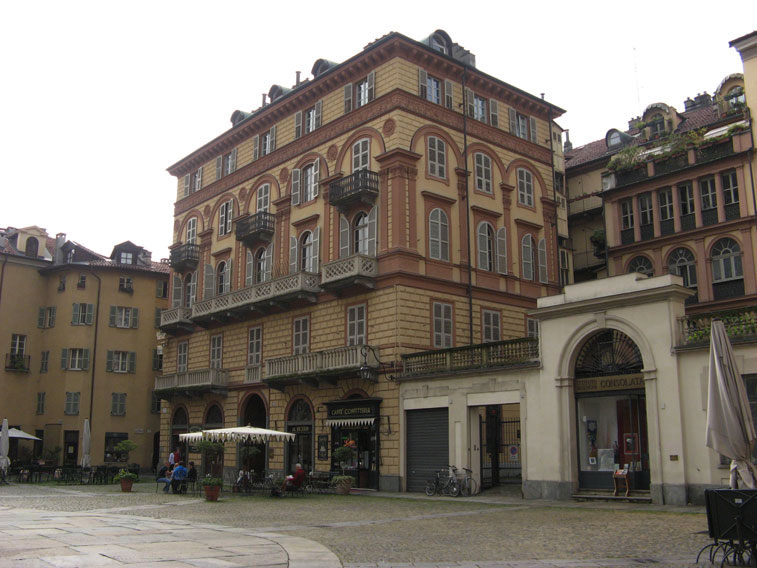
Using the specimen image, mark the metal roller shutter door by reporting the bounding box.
[406,408,448,492]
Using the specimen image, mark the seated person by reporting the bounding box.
[280,463,306,495]
[187,462,197,484]
[156,462,172,493]
[170,461,188,494]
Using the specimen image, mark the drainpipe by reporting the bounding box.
[544,94,560,288]
[86,269,102,423]
[462,67,474,346]
[0,254,7,313]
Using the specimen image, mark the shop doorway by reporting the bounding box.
[202,404,224,477]
[326,397,381,490]
[240,394,267,475]
[479,404,521,489]
[286,399,313,475]
[170,407,188,462]
[63,430,79,466]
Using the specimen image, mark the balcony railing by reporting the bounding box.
[321,254,378,287]
[401,337,539,378]
[5,353,30,372]
[329,170,380,208]
[653,153,688,176]
[235,212,275,247]
[245,365,263,384]
[159,307,193,328]
[676,307,757,347]
[170,243,200,271]
[266,344,378,381]
[191,272,321,320]
[154,368,229,393]
[616,167,647,187]
[696,141,733,163]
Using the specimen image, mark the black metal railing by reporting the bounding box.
[616,167,647,187]
[5,353,30,372]
[329,170,380,204]
[169,243,200,270]
[660,219,674,236]
[640,224,654,241]
[725,203,741,221]
[653,154,688,177]
[680,214,695,232]
[696,141,733,163]
[677,306,756,347]
[620,228,635,245]
[235,212,275,242]
[701,208,718,227]
[713,279,745,301]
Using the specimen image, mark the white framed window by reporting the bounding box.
[355,73,374,108]
[290,228,320,273]
[107,350,135,373]
[111,393,126,416]
[352,138,370,172]
[722,170,739,205]
[38,306,56,328]
[40,350,49,373]
[184,272,196,308]
[186,217,197,244]
[639,193,653,226]
[432,302,453,348]
[537,238,548,283]
[509,109,537,143]
[700,177,717,211]
[248,326,262,366]
[475,153,492,193]
[223,148,237,176]
[110,306,138,328]
[119,276,133,292]
[482,309,501,343]
[668,248,697,289]
[526,318,539,338]
[36,392,45,414]
[260,126,276,157]
[247,246,272,286]
[712,238,742,283]
[658,188,673,221]
[426,75,441,104]
[120,252,133,264]
[521,234,534,281]
[517,168,534,207]
[305,102,321,134]
[210,335,223,369]
[347,304,366,346]
[430,33,447,54]
[303,161,319,202]
[68,348,88,370]
[353,213,370,255]
[64,392,80,415]
[11,334,26,355]
[293,317,309,355]
[429,208,449,261]
[477,222,495,271]
[216,261,229,295]
[177,341,188,373]
[256,184,270,212]
[621,199,634,229]
[428,136,446,178]
[299,232,315,273]
[679,183,694,216]
[219,200,233,236]
[473,95,486,122]
[193,167,203,192]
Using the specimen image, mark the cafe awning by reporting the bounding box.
[179,425,294,444]
[326,417,376,428]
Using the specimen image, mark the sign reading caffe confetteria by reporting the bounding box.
[574,374,644,393]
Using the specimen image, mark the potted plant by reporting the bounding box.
[195,440,224,476]
[114,469,138,492]
[201,475,223,501]
[332,444,356,494]
[114,439,138,463]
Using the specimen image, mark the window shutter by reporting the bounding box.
[49,307,56,327]
[203,264,215,299]
[538,238,548,283]
[82,348,90,370]
[188,272,196,304]
[106,350,113,372]
[215,156,222,180]
[490,99,499,128]
[131,308,139,328]
[128,351,136,373]
[312,159,320,197]
[86,304,94,325]
[61,348,68,370]
[509,108,517,135]
[465,87,474,117]
[418,68,428,98]
[253,134,259,160]
[339,215,350,258]
[152,349,160,370]
[444,80,453,109]
[72,303,80,325]
[155,279,162,297]
[38,307,45,328]
[196,166,203,190]
[289,236,298,274]
[367,207,377,256]
[367,70,375,102]
[291,168,301,205]
[343,84,352,114]
[183,175,190,197]
[269,125,276,152]
[312,227,320,272]
[225,259,232,293]
[246,251,254,286]
[109,306,116,327]
[172,275,182,308]
[154,307,161,328]
[529,117,538,143]
[264,243,273,281]
[230,147,237,172]
[294,111,302,139]
[477,224,488,269]
[314,100,322,128]
[496,228,507,274]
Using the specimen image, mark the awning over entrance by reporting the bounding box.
[326,417,376,427]
[324,397,382,427]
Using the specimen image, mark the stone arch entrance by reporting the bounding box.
[240,394,267,474]
[170,407,188,460]
[573,329,650,491]
[202,403,224,476]
[285,398,313,475]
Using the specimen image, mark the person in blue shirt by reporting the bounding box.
[170,461,188,494]
[156,462,172,493]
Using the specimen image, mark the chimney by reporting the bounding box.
[684,97,695,111]
[563,131,572,152]
[261,93,267,107]
[296,71,301,86]
[694,92,712,108]
[54,233,66,265]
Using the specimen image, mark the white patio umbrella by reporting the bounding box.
[0,419,10,472]
[7,428,41,441]
[80,419,91,468]
[705,319,757,488]
[179,425,295,444]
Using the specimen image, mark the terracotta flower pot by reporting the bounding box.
[335,480,352,495]
[203,485,221,501]
[120,479,134,492]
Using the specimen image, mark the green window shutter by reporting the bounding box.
[82,349,90,370]
[230,147,237,172]
[253,135,259,160]
[509,108,517,135]
[49,307,56,327]
[366,70,375,102]
[294,111,302,139]
[490,99,499,128]
[72,303,80,325]
[152,349,159,370]
[85,304,94,325]
[61,348,68,370]
[291,168,301,205]
[343,84,352,114]
[314,100,322,128]
[109,306,116,327]
[529,117,538,143]
[269,125,276,152]
[154,307,161,328]
[155,279,162,297]
[38,307,45,328]
[183,175,190,197]
[203,264,215,299]
[215,156,222,180]
[444,80,453,109]
[465,87,474,117]
[131,308,139,328]
[106,350,113,372]
[418,68,428,98]
[128,352,136,373]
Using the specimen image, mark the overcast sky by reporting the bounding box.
[2,1,755,259]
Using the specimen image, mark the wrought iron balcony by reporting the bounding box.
[401,337,539,379]
[695,140,733,164]
[159,307,194,335]
[235,212,275,248]
[329,169,380,209]
[169,243,200,272]
[676,307,757,348]
[154,368,229,396]
[321,253,378,292]
[264,344,379,390]
[5,353,30,372]
[191,271,321,322]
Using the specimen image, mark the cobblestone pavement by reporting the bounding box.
[0,482,712,567]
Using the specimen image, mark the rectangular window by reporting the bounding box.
[61,348,89,370]
[355,72,374,108]
[433,302,453,348]
[658,188,673,221]
[428,136,446,178]
[475,153,492,193]
[151,392,162,414]
[679,183,694,215]
[482,309,501,343]
[293,317,309,355]
[426,75,441,104]
[347,305,366,346]
[11,333,26,355]
[177,342,188,373]
[193,168,203,192]
[517,168,534,206]
[104,432,128,462]
[58,275,66,291]
[111,393,126,416]
[639,193,653,225]
[152,347,163,371]
[248,326,262,366]
[77,274,86,288]
[621,199,634,229]
[111,306,135,328]
[700,176,717,210]
[559,249,570,287]
[38,306,56,328]
[219,200,233,236]
[109,351,133,373]
[72,303,94,325]
[120,252,133,264]
[527,318,539,338]
[64,392,80,415]
[210,334,223,369]
[156,280,168,298]
[509,109,538,143]
[473,95,487,122]
[119,277,133,293]
[36,392,45,415]
[40,350,49,373]
[722,170,739,205]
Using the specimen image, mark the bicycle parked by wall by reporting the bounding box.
[455,466,478,497]
[424,465,460,496]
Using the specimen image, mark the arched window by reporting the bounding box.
[339,210,375,258]
[430,33,448,55]
[352,138,370,172]
[521,234,534,280]
[649,113,665,137]
[186,217,197,244]
[204,404,224,428]
[354,213,369,255]
[256,184,270,213]
[255,246,272,283]
[477,222,495,271]
[300,232,315,272]
[668,248,697,288]
[216,261,227,295]
[712,238,742,282]
[25,237,39,258]
[290,228,319,273]
[474,153,492,193]
[183,272,196,307]
[574,329,643,378]
[429,208,449,261]
[727,86,745,109]
[286,398,313,474]
[628,256,653,276]
[303,162,319,202]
